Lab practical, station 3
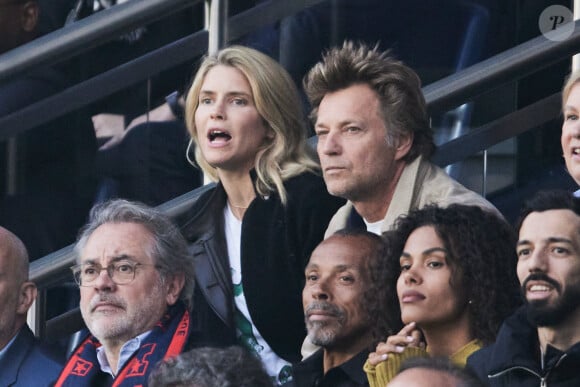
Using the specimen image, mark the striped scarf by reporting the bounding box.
[54,302,190,387]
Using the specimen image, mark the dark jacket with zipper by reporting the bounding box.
[178,171,344,363]
[467,306,580,387]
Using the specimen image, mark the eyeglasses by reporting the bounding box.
[71,261,158,286]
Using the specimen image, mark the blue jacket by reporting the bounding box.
[467,306,580,386]
[0,325,63,387]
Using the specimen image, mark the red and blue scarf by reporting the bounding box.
[55,302,191,387]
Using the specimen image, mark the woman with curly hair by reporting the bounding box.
[178,45,344,385]
[364,204,521,387]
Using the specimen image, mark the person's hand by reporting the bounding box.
[367,322,424,366]
[92,113,126,150]
[125,103,174,131]
[92,113,124,139]
[96,103,176,150]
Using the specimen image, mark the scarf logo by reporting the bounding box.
[176,319,188,337]
[55,303,189,386]
[71,358,93,376]
[126,343,156,377]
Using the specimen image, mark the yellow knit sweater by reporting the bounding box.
[364,339,482,387]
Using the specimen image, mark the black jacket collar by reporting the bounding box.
[292,348,370,387]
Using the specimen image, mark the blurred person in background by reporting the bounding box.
[0,226,63,386]
[149,346,273,387]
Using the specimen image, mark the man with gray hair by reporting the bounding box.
[55,199,204,386]
[148,346,273,387]
[0,226,63,386]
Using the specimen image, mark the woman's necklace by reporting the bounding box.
[228,200,251,220]
[229,203,249,209]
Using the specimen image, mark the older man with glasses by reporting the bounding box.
[54,199,206,386]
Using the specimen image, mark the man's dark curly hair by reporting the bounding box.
[516,189,580,232]
[369,204,521,345]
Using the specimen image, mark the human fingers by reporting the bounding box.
[92,113,124,138]
[409,328,424,348]
[397,321,418,337]
[374,335,414,355]
[368,351,389,366]
[99,133,123,150]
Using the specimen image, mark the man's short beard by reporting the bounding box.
[304,301,346,347]
[308,321,342,347]
[523,274,580,327]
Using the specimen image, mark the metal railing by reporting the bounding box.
[0,0,198,83]
[423,23,580,112]
[0,0,328,140]
[7,2,579,337]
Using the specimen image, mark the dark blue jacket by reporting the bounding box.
[467,306,580,386]
[0,325,63,387]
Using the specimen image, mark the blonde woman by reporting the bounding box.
[178,46,344,385]
[561,71,580,194]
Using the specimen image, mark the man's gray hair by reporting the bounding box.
[148,346,273,387]
[74,199,195,309]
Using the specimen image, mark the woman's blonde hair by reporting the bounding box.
[185,45,318,204]
[562,70,580,109]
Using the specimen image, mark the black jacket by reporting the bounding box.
[288,349,370,387]
[467,306,580,386]
[178,171,344,363]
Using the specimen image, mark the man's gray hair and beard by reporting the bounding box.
[522,273,580,327]
[304,301,346,347]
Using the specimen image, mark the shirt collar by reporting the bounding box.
[0,327,20,360]
[96,330,151,377]
[294,348,370,385]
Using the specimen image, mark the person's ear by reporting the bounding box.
[20,1,39,33]
[165,273,185,306]
[17,281,37,316]
[394,132,413,161]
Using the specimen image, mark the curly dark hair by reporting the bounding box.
[516,189,580,232]
[369,204,521,345]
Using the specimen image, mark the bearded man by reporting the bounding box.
[467,190,580,387]
[285,230,389,387]
[54,199,206,386]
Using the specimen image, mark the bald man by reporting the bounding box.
[0,226,63,386]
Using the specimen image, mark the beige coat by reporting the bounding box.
[301,156,500,360]
[324,155,501,237]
